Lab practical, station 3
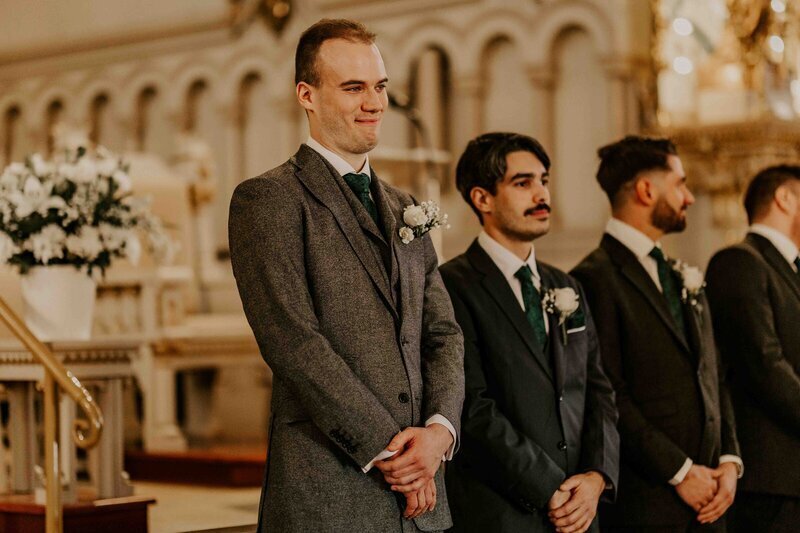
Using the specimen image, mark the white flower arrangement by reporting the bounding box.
[542,287,580,345]
[398,200,450,244]
[672,259,706,309]
[0,145,175,276]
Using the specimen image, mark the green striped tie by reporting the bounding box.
[515,265,547,349]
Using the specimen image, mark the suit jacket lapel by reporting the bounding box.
[601,234,690,353]
[292,146,398,319]
[683,299,704,365]
[749,233,800,301]
[467,241,554,384]
[539,266,565,392]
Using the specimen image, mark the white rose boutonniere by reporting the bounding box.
[672,259,706,311]
[542,287,580,345]
[398,200,450,244]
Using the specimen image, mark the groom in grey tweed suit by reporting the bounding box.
[228,19,464,532]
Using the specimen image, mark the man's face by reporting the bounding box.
[483,150,551,242]
[304,39,388,157]
[650,155,695,234]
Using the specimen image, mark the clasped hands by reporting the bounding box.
[675,462,738,524]
[548,471,606,533]
[374,423,453,519]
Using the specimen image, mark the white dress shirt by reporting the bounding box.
[750,223,800,272]
[304,136,457,472]
[477,231,549,334]
[604,218,743,484]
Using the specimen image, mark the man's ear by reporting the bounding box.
[633,177,656,207]
[773,184,797,215]
[469,187,493,217]
[297,82,314,112]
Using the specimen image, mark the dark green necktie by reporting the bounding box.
[515,265,548,349]
[342,172,379,226]
[649,247,686,333]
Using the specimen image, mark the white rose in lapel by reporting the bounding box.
[542,287,581,345]
[672,259,706,313]
[681,266,704,292]
[399,226,415,244]
[552,288,580,322]
[398,199,450,244]
[402,205,428,227]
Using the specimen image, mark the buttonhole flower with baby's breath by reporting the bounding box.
[398,200,450,244]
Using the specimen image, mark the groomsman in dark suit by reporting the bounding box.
[441,132,619,533]
[571,136,742,532]
[706,165,800,533]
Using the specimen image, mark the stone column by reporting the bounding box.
[91,378,132,498]
[527,66,556,152]
[603,57,638,137]
[449,74,484,156]
[6,382,36,493]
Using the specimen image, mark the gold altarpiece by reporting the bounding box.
[650,0,800,240]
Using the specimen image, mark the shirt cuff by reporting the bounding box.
[425,414,457,461]
[361,447,398,474]
[669,458,693,486]
[719,455,744,479]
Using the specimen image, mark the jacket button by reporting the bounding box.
[557,440,567,451]
[398,392,410,403]
[558,395,564,402]
[401,336,409,345]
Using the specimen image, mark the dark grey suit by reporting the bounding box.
[572,234,740,532]
[441,241,619,532]
[706,233,800,532]
[228,145,464,532]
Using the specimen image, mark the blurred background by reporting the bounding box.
[0,1,798,531]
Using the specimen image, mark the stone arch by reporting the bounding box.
[462,8,533,70]
[220,53,274,108]
[169,60,223,114]
[530,0,615,67]
[394,19,465,80]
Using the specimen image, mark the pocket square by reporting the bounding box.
[566,325,586,334]
[565,307,585,330]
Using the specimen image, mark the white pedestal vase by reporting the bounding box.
[20,266,97,341]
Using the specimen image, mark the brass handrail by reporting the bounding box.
[0,296,103,448]
[0,294,104,533]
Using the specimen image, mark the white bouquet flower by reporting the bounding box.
[0,144,175,276]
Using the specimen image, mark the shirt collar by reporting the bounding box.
[477,230,539,284]
[305,136,371,179]
[605,217,660,260]
[749,224,799,266]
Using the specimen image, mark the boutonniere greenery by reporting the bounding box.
[671,259,706,310]
[398,200,450,244]
[542,287,581,345]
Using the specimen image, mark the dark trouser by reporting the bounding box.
[731,492,800,533]
[602,520,725,533]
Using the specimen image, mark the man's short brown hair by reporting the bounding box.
[743,164,800,224]
[295,19,376,86]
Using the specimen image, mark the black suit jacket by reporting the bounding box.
[441,241,619,533]
[571,234,739,528]
[706,233,800,498]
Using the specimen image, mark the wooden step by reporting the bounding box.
[125,446,266,487]
[0,493,155,533]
